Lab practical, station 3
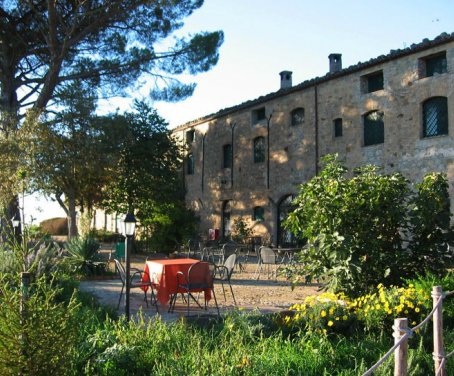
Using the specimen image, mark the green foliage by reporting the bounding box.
[407,173,454,275]
[0,225,63,280]
[285,154,453,295]
[0,275,81,375]
[27,224,49,241]
[231,217,253,242]
[89,229,122,243]
[63,236,105,276]
[101,101,184,215]
[1,0,223,232]
[139,201,199,254]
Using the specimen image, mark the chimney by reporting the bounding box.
[328,53,342,73]
[279,71,292,89]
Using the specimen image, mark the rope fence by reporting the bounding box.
[362,286,454,376]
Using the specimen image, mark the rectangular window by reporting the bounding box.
[364,111,384,146]
[291,108,305,126]
[252,107,266,124]
[334,118,343,137]
[423,97,448,137]
[253,137,265,163]
[223,144,232,169]
[253,207,265,222]
[186,129,195,144]
[420,52,447,78]
[364,71,384,93]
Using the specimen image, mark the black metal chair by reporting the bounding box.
[214,253,237,305]
[114,259,159,312]
[169,261,219,316]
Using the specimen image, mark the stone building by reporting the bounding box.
[173,32,454,246]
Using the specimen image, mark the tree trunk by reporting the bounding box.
[67,189,78,240]
[55,190,78,239]
[79,209,94,237]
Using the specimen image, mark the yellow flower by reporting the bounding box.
[327,320,334,327]
[329,308,334,315]
[343,315,348,321]
[415,307,420,313]
[321,310,327,317]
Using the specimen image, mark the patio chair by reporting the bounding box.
[187,239,202,259]
[114,259,159,313]
[219,241,238,265]
[254,246,279,280]
[170,261,219,316]
[214,253,237,305]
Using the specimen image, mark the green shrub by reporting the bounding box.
[0,275,81,375]
[89,229,121,243]
[285,154,454,296]
[0,228,63,280]
[63,236,105,276]
[286,284,431,335]
[40,217,68,236]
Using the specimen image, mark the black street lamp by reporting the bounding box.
[11,212,21,240]
[123,213,136,321]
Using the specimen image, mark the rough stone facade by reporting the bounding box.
[173,33,454,246]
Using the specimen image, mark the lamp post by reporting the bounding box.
[11,212,21,241]
[123,213,136,321]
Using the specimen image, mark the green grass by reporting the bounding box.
[2,272,454,375]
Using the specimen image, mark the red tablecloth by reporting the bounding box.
[143,258,212,306]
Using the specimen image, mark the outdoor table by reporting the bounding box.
[273,247,300,264]
[142,258,211,306]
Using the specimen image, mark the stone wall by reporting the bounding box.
[174,36,454,245]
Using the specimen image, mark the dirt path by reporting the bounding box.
[80,254,321,321]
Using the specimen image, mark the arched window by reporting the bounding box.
[186,153,194,175]
[364,110,384,146]
[291,108,305,126]
[253,136,265,163]
[222,200,232,239]
[423,97,448,137]
[277,194,296,247]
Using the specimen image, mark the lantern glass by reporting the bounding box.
[123,213,136,236]
[11,214,21,228]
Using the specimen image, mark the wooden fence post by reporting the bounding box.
[432,286,445,376]
[394,318,408,376]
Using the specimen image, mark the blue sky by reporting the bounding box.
[26,0,454,224]
[152,0,454,128]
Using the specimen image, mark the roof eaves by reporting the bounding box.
[174,32,454,131]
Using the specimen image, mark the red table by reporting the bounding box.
[143,258,212,306]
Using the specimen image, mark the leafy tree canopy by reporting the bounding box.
[0,0,222,219]
[100,100,183,216]
[0,0,224,122]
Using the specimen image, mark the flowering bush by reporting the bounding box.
[286,292,357,335]
[286,283,431,335]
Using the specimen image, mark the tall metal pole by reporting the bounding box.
[125,235,131,321]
